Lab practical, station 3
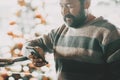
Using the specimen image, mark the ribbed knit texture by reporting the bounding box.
[28,16,120,80]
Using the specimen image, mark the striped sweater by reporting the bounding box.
[27,16,120,80]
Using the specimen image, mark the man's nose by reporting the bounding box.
[62,6,70,16]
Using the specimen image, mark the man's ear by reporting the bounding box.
[84,0,91,9]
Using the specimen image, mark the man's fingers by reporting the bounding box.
[28,50,47,67]
[29,54,38,59]
[33,58,43,62]
[29,55,33,58]
[29,56,46,67]
[33,61,46,67]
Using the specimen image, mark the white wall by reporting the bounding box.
[0,0,120,31]
[90,0,120,28]
[0,0,17,32]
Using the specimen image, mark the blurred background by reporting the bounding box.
[0,0,120,80]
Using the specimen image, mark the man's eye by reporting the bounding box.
[60,3,74,8]
[67,4,74,8]
[61,5,64,8]
[60,4,64,8]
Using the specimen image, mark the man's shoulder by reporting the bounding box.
[50,24,68,35]
[53,24,67,32]
[90,16,117,31]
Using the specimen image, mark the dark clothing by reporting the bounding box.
[56,58,120,80]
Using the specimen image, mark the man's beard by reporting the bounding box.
[64,11,86,28]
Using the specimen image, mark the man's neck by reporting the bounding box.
[85,14,96,24]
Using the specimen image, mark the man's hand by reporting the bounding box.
[28,47,48,67]
[29,54,47,67]
[22,41,48,67]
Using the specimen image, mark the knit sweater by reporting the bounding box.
[27,16,120,80]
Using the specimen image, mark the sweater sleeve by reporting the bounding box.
[24,24,66,53]
[25,30,55,53]
[103,29,120,63]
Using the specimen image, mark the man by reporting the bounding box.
[22,0,120,80]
